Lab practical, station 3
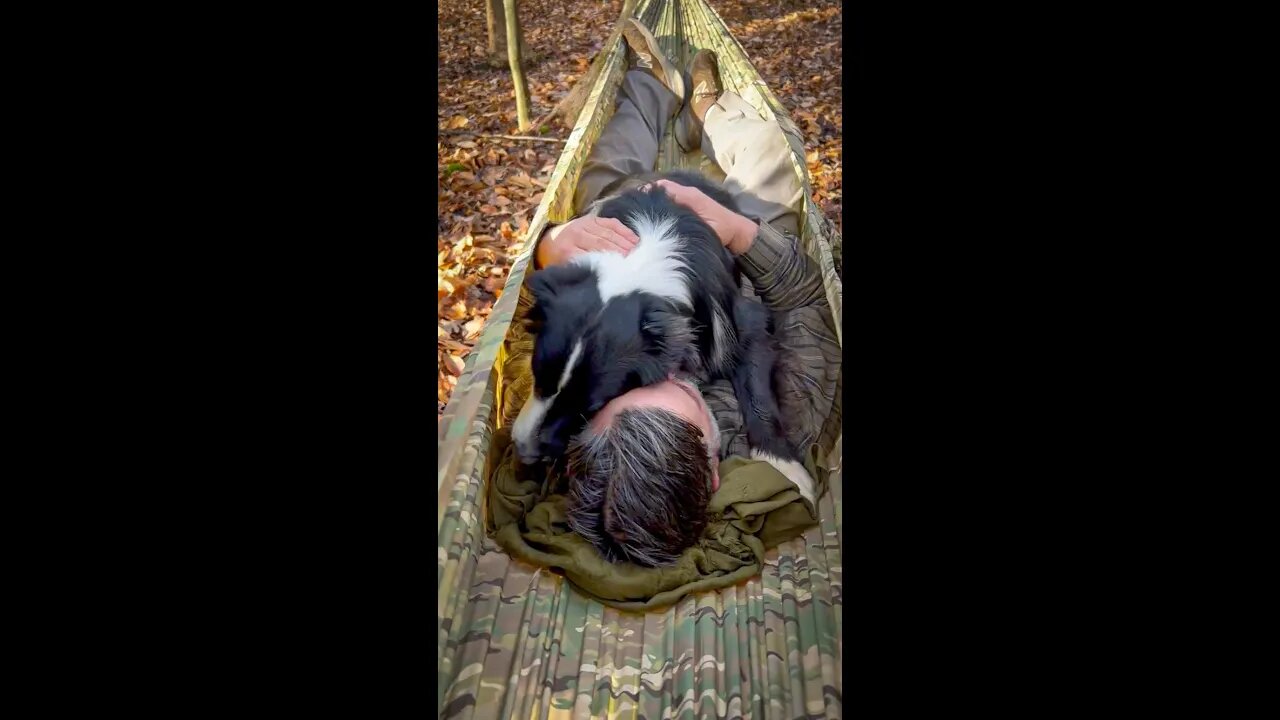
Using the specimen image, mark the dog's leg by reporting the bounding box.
[729,299,818,506]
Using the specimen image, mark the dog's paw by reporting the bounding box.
[749,449,817,506]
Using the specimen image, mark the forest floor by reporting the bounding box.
[438,0,841,416]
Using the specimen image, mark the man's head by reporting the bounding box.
[565,378,720,567]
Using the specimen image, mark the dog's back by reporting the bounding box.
[591,173,743,379]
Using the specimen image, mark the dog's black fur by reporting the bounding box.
[514,169,802,469]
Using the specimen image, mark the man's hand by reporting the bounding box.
[650,180,758,255]
[535,215,639,268]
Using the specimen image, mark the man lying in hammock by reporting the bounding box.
[527,19,840,568]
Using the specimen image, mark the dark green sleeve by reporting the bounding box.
[735,222,828,312]
[733,221,842,459]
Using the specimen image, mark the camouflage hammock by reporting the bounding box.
[438,0,843,717]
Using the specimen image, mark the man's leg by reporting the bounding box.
[573,19,687,215]
[573,70,681,215]
[700,92,806,237]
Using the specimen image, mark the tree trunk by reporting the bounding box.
[504,0,532,132]
[488,0,529,63]
[486,0,499,55]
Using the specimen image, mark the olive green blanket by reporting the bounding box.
[485,427,827,612]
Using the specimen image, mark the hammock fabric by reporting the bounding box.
[438,1,843,718]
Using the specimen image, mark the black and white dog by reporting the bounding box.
[511,170,813,500]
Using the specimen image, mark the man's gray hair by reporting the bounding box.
[565,406,712,567]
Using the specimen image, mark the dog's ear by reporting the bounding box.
[629,298,692,387]
[526,269,558,307]
[627,355,670,389]
[639,306,670,341]
[640,300,693,351]
[527,263,594,307]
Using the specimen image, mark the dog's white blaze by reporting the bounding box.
[750,449,817,506]
[512,394,550,448]
[558,340,583,392]
[512,340,585,451]
[571,212,690,307]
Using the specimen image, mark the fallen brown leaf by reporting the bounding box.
[462,317,486,339]
[443,353,465,376]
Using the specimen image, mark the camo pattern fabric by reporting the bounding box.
[439,468,842,720]
[444,300,841,719]
[438,1,844,717]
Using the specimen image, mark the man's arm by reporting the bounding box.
[533,215,639,269]
[651,180,827,313]
[730,220,827,313]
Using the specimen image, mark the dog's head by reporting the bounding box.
[512,263,600,464]
[512,263,696,464]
